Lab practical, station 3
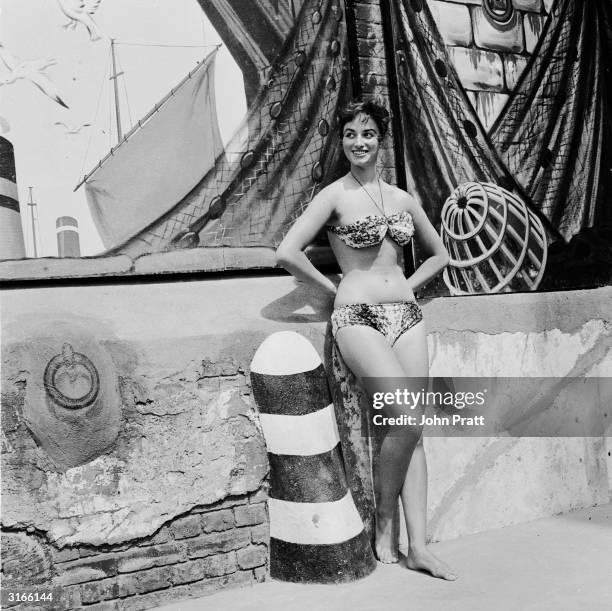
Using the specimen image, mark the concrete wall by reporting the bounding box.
[2,277,610,609]
[422,288,611,542]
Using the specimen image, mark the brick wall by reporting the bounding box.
[428,0,550,129]
[2,491,269,610]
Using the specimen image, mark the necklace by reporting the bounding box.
[350,172,386,216]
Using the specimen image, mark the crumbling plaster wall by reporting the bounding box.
[2,275,610,608]
[2,317,267,548]
[3,278,610,525]
[1,281,273,609]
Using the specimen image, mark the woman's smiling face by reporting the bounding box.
[342,113,380,168]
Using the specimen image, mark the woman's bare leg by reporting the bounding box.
[393,323,457,580]
[335,325,423,564]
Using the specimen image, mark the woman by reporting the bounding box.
[275,100,456,580]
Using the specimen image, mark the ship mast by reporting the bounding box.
[109,39,124,143]
[74,43,221,193]
[27,186,38,258]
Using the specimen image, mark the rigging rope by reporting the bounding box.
[117,51,134,131]
[114,41,221,48]
[78,46,111,187]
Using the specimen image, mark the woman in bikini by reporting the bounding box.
[276,100,456,580]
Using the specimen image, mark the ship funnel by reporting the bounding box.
[0,136,26,260]
[56,216,81,257]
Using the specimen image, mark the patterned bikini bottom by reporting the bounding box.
[330,301,423,346]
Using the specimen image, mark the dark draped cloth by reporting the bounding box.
[393,0,611,243]
[392,0,516,222]
[490,0,611,241]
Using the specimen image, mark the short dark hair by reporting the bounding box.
[337,100,390,139]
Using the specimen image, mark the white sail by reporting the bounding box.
[84,48,223,251]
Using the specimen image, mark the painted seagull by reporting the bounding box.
[0,46,69,108]
[54,121,92,135]
[57,0,104,41]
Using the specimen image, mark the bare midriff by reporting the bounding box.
[329,233,415,307]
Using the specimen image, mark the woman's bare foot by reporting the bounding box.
[374,511,399,563]
[406,546,457,580]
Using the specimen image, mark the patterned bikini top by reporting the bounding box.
[327,211,415,248]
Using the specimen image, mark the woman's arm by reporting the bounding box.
[404,195,450,292]
[276,189,337,296]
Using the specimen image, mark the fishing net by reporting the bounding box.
[112,0,610,277]
[117,0,348,257]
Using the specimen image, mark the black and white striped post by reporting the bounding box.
[251,331,375,583]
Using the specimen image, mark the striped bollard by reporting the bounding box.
[250,331,376,583]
